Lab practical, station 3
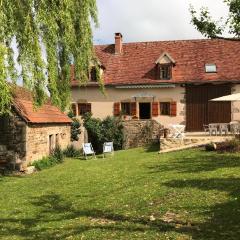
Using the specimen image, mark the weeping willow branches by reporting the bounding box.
[0,0,98,113]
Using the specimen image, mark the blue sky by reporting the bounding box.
[93,0,229,44]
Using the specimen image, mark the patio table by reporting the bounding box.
[168,124,185,139]
[230,122,240,135]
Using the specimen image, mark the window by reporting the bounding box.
[49,134,55,154]
[90,67,97,82]
[78,103,91,116]
[158,64,172,80]
[205,64,217,73]
[160,102,171,115]
[121,102,131,115]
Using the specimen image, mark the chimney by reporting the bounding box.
[115,33,123,55]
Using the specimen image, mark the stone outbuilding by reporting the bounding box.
[0,85,72,171]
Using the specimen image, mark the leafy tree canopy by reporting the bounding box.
[0,0,99,114]
[190,0,240,39]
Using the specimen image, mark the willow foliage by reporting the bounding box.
[0,0,98,114]
[190,0,240,39]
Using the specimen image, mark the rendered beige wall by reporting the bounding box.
[232,84,240,121]
[72,86,186,127]
[24,124,71,166]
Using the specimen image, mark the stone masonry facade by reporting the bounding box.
[25,124,71,166]
[0,111,71,170]
[0,112,27,169]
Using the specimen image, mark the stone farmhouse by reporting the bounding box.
[0,85,72,170]
[71,33,240,132]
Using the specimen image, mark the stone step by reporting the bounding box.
[159,136,233,153]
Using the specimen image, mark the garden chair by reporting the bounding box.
[219,124,229,135]
[103,142,114,158]
[203,124,209,134]
[82,143,96,159]
[208,124,218,136]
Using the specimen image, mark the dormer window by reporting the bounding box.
[205,63,217,73]
[159,64,172,80]
[90,67,97,82]
[155,52,175,80]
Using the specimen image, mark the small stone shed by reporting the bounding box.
[0,86,72,170]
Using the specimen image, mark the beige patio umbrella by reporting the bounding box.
[210,93,240,101]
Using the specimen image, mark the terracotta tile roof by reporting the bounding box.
[12,85,72,124]
[72,38,240,86]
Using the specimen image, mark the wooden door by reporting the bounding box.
[186,84,231,132]
[207,85,231,124]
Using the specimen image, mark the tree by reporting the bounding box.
[0,0,99,114]
[190,0,240,39]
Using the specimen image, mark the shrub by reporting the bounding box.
[101,116,124,151]
[63,145,81,158]
[52,145,64,163]
[32,156,57,170]
[68,112,81,141]
[83,113,124,153]
[32,147,64,170]
[217,139,240,153]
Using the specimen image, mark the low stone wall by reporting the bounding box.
[122,120,163,149]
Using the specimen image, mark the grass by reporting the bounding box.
[1,146,240,239]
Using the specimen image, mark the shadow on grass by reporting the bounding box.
[77,155,111,161]
[164,177,240,239]
[0,193,194,240]
[147,151,240,174]
[144,143,160,153]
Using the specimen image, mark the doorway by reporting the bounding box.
[139,103,151,119]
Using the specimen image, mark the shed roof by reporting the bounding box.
[12,85,72,124]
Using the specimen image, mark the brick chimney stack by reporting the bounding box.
[115,33,123,55]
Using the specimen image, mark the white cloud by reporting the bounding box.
[93,0,229,44]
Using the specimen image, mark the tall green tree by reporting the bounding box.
[190,0,240,39]
[0,0,99,114]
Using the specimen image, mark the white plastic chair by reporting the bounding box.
[209,124,218,136]
[103,142,114,158]
[82,143,96,159]
[219,124,229,135]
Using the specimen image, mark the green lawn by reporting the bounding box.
[1,147,240,240]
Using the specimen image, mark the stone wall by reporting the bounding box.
[24,124,71,167]
[232,84,240,121]
[122,120,163,149]
[0,112,27,168]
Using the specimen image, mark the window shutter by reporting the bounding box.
[113,102,120,116]
[152,102,159,117]
[130,102,137,116]
[170,102,177,116]
[86,103,92,113]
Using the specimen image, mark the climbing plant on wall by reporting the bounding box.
[0,0,99,114]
